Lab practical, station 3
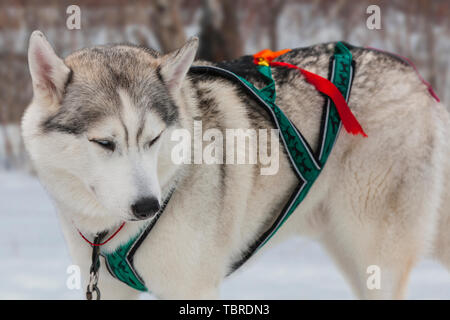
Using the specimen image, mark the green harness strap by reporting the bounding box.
[101,225,149,292]
[230,42,354,265]
[101,42,354,291]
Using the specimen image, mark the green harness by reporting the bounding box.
[100,42,355,292]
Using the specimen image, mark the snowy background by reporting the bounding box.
[1,170,449,300]
[1,0,449,299]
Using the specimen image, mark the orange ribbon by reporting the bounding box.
[253,48,292,66]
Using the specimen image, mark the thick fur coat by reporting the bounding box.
[22,31,450,299]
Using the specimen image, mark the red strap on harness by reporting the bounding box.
[253,48,367,137]
[269,61,367,137]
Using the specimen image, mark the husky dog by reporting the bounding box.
[22,30,449,299]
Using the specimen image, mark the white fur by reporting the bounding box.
[22,33,450,299]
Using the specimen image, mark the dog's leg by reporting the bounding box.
[434,116,450,272]
[320,140,442,299]
[95,271,142,300]
[147,272,221,299]
[321,224,419,299]
[434,157,450,272]
[435,208,450,272]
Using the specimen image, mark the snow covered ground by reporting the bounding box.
[0,170,449,300]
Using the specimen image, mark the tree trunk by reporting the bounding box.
[150,0,186,53]
[424,0,437,89]
[0,102,14,170]
[267,0,286,51]
[198,0,243,62]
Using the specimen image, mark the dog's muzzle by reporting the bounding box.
[131,197,161,220]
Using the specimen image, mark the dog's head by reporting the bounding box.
[22,31,197,227]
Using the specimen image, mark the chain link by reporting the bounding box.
[85,231,107,300]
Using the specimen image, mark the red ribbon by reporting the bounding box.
[269,61,367,137]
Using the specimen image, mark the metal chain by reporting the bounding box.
[86,231,107,300]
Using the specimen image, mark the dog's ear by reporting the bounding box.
[159,37,199,93]
[28,30,71,105]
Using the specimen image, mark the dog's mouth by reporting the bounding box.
[126,213,158,222]
[127,217,147,222]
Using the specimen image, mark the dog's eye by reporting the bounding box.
[90,139,116,152]
[146,133,162,149]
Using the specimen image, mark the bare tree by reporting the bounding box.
[423,0,437,89]
[266,0,287,50]
[198,0,243,61]
[150,0,187,53]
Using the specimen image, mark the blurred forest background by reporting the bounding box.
[0,0,449,170]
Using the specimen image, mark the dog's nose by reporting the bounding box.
[131,197,161,220]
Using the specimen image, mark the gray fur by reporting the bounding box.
[42,44,178,135]
[23,32,450,299]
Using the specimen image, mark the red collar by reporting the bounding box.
[77,222,126,247]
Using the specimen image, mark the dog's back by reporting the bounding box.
[196,42,450,298]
